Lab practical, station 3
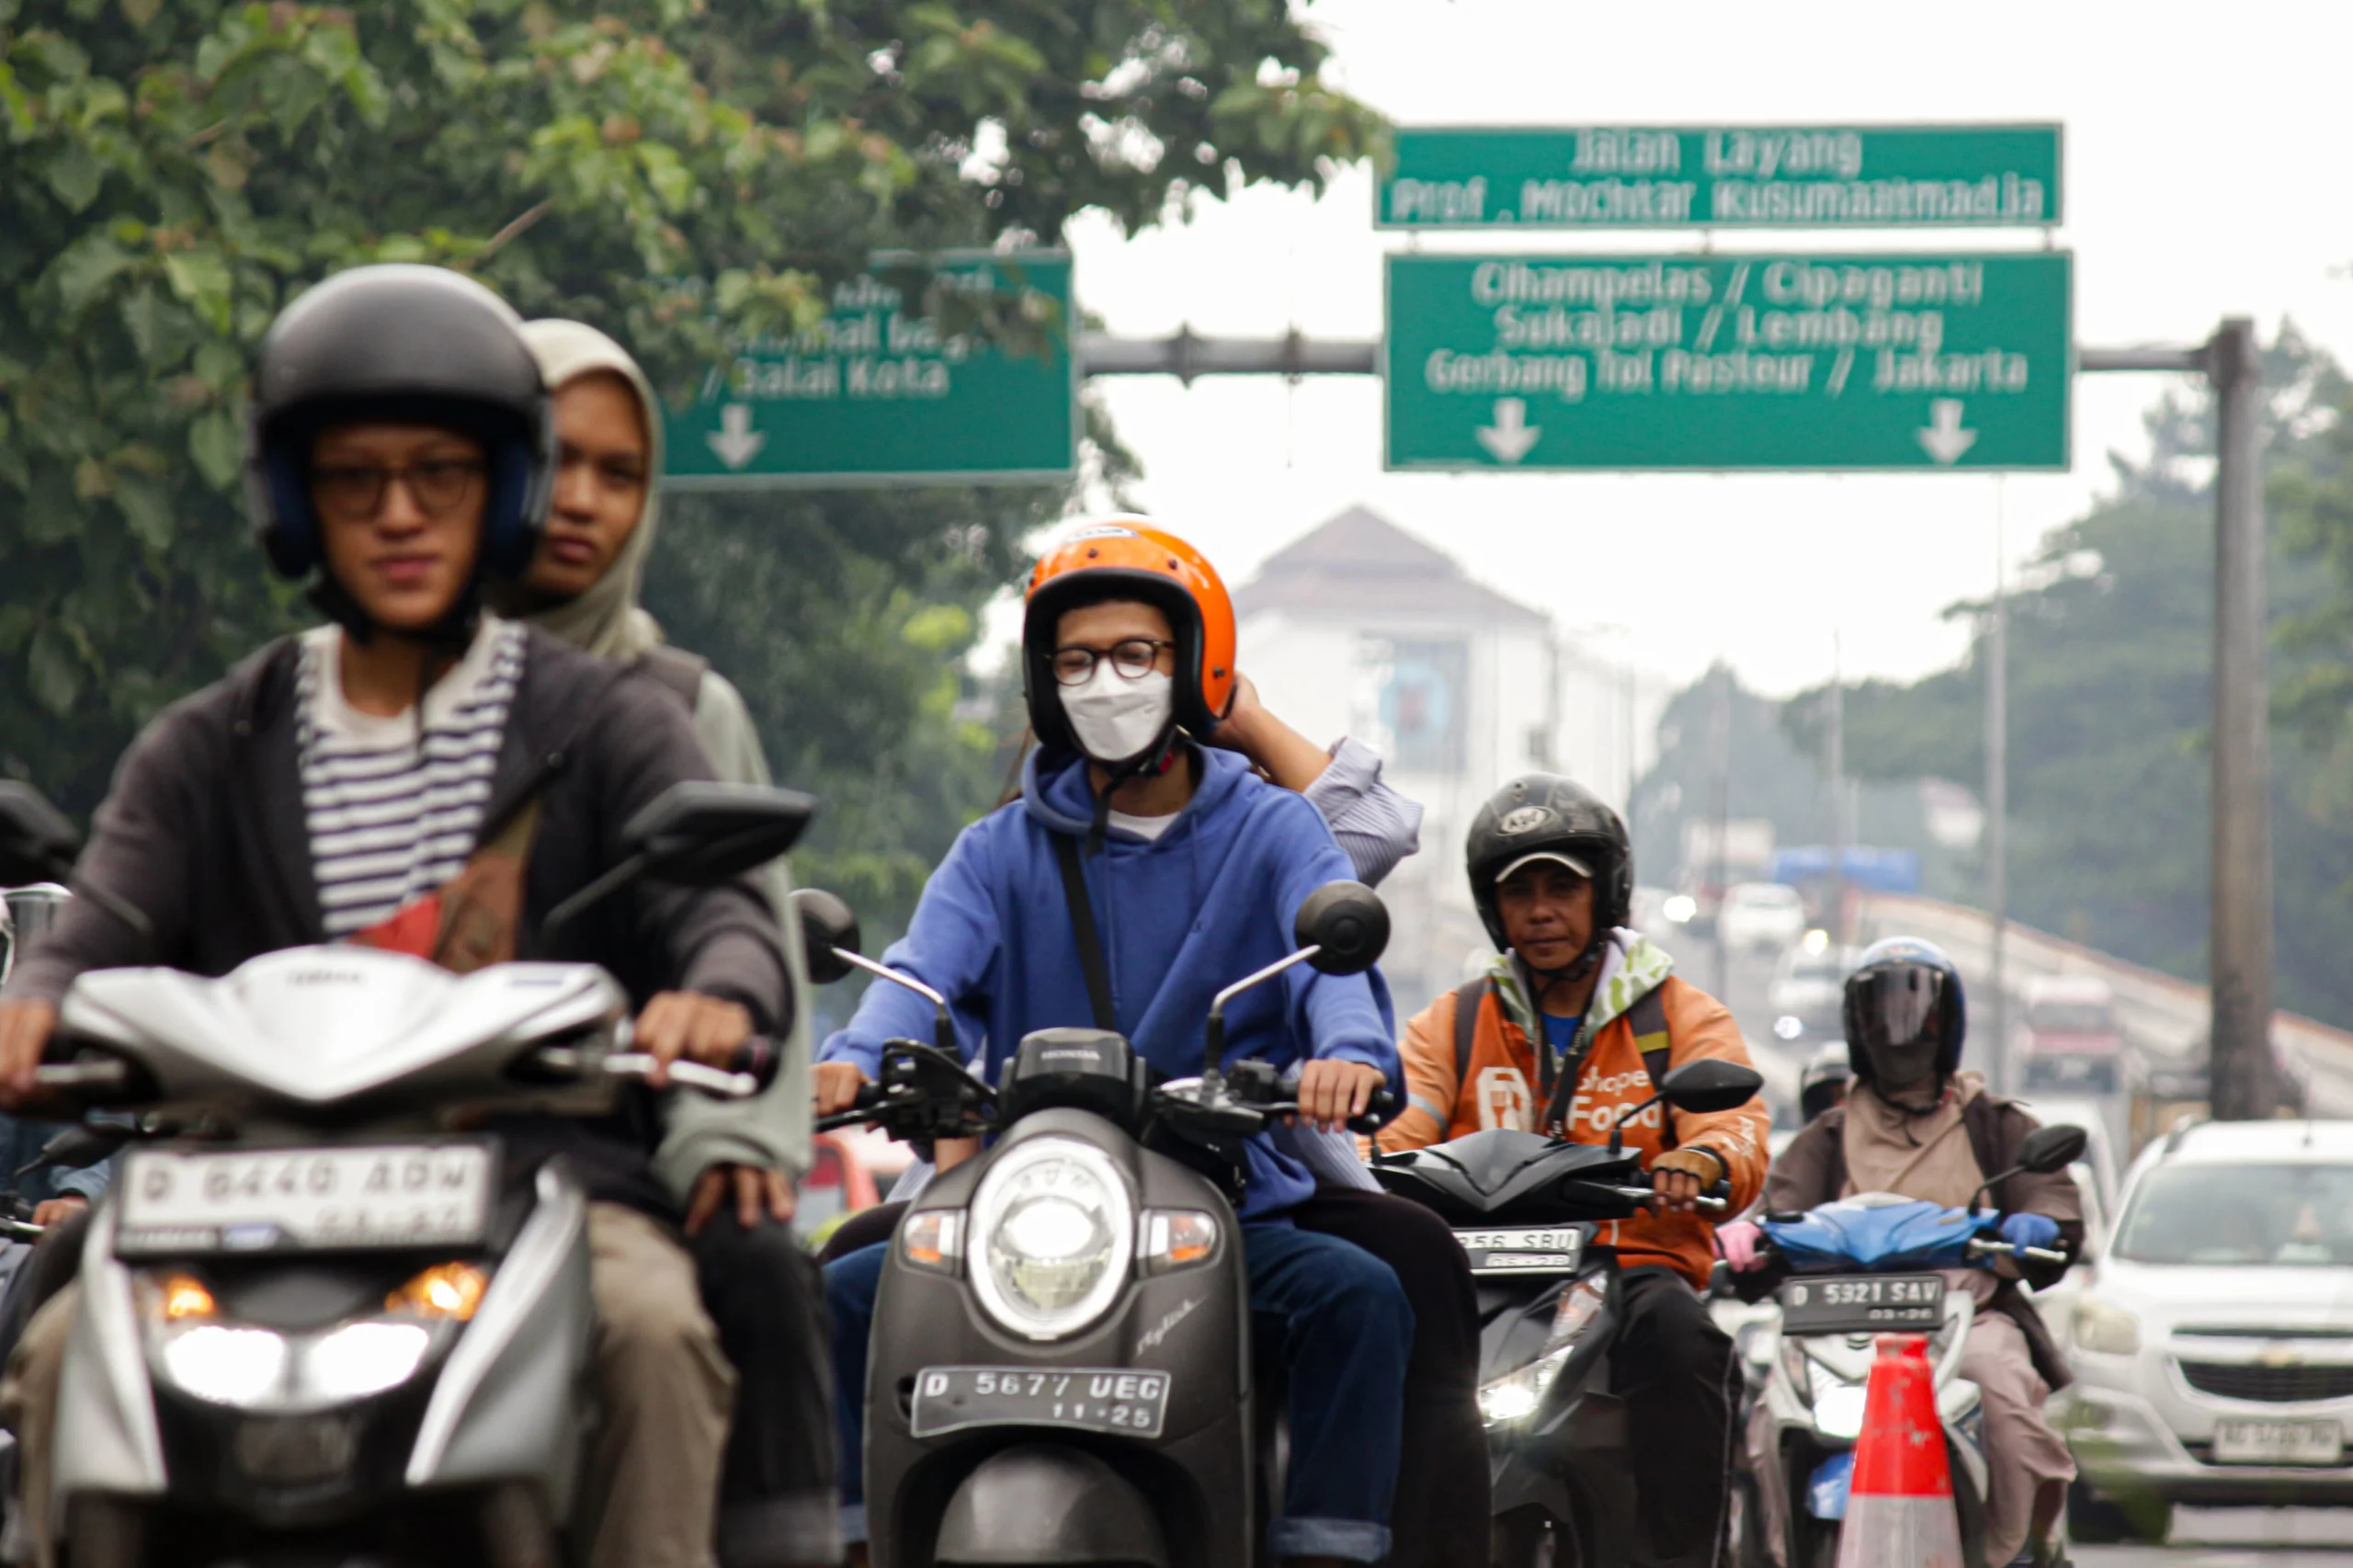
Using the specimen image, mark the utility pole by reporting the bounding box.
[1986,480,2009,1098]
[1711,665,1733,1001]
[1826,632,1847,946]
[2208,318,2279,1120]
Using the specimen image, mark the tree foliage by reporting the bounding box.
[0,0,1382,877]
[1777,326,2353,1022]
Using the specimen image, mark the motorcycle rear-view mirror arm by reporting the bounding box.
[831,949,958,1059]
[1202,945,1324,1090]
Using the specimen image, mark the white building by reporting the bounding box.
[1234,507,1650,1011]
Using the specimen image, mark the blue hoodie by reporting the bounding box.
[819,745,1399,1218]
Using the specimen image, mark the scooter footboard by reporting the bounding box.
[933,1445,1166,1568]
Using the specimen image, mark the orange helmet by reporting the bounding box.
[1022,517,1238,753]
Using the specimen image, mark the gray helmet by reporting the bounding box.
[1799,1041,1852,1122]
[1463,773,1631,953]
[244,265,554,585]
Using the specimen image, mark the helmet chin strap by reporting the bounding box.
[1082,724,1182,857]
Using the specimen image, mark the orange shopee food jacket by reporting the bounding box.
[1376,936,1769,1288]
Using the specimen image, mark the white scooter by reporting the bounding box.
[0,779,802,1568]
[1748,1124,2084,1568]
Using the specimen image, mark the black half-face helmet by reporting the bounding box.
[244,265,555,587]
[1463,773,1631,953]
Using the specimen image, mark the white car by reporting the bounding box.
[1717,881,1806,955]
[1765,939,1858,1045]
[2061,1119,2353,1545]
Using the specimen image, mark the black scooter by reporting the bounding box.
[800,882,1395,1568]
[1370,1058,1763,1568]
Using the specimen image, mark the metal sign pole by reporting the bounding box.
[1987,479,2008,1098]
[2206,318,2278,1120]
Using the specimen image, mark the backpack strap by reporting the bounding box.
[1961,1092,2011,1210]
[1629,984,1678,1150]
[1050,832,1118,1031]
[1451,977,1489,1093]
[635,645,710,711]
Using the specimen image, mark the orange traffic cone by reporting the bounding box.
[1835,1335,1964,1568]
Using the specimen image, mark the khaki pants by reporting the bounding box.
[0,1202,733,1568]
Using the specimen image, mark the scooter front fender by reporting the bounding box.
[933,1444,1167,1568]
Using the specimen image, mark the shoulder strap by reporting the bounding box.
[1962,1094,2010,1209]
[1629,984,1677,1149]
[1050,832,1117,1031]
[1821,1105,1848,1200]
[1451,977,1488,1090]
[635,645,710,711]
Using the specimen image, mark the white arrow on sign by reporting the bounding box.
[1475,398,1540,464]
[706,403,767,471]
[1915,398,1978,465]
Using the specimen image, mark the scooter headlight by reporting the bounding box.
[971,1138,1133,1341]
[1809,1361,1867,1439]
[138,1265,467,1411]
[1478,1345,1574,1428]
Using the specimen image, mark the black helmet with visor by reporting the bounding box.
[1464,774,1631,982]
[1842,937,1967,1099]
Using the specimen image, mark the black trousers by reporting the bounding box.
[819,1188,1487,1568]
[1289,1187,1489,1568]
[1612,1266,1739,1568]
[688,1211,839,1568]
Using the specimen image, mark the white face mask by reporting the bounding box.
[1061,665,1174,767]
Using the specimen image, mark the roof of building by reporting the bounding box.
[1232,506,1547,626]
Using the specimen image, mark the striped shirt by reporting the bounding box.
[296,619,526,937]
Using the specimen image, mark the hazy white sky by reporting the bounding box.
[1040,0,2353,698]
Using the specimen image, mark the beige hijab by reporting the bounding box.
[493,319,665,660]
[1841,1072,1990,1209]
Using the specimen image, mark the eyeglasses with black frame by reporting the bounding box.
[1051,638,1175,687]
[311,458,489,523]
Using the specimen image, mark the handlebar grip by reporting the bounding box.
[1345,1087,1399,1136]
[1693,1196,1729,1215]
[725,1038,781,1091]
[814,1083,883,1132]
[2019,1244,2069,1265]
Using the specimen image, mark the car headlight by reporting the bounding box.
[2074,1296,2142,1356]
[1664,895,1697,925]
[971,1138,1133,1341]
[1479,1345,1573,1428]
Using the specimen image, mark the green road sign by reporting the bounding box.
[1384,251,2072,472]
[664,252,1075,488]
[1379,125,2061,230]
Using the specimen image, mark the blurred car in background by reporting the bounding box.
[2015,975,2128,1095]
[2060,1119,2353,1546]
[792,1125,917,1249]
[1718,881,1806,955]
[1766,935,1857,1047]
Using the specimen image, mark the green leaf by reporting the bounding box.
[162,249,233,333]
[188,409,240,490]
[44,231,132,316]
[119,283,197,369]
[119,0,161,27]
[112,470,172,551]
[27,623,83,715]
[0,606,34,655]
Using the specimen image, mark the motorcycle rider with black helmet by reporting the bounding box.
[1377,774,1770,1568]
[1719,938,2083,1568]
[0,265,794,1568]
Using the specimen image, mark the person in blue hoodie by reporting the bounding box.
[813,521,1414,1568]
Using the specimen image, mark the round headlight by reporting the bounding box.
[971,1138,1133,1341]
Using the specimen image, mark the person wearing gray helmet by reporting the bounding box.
[0,266,790,1568]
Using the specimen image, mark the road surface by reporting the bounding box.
[2078,1507,2353,1563]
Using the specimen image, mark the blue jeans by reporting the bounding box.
[824,1221,1412,1562]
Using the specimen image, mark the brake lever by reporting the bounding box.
[603,1052,759,1099]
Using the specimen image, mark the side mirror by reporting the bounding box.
[0,783,81,887]
[2018,1123,2089,1176]
[790,888,860,985]
[1657,1058,1766,1115]
[621,783,815,887]
[1294,881,1389,976]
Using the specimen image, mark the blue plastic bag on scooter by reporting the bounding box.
[1762,1192,1995,1274]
